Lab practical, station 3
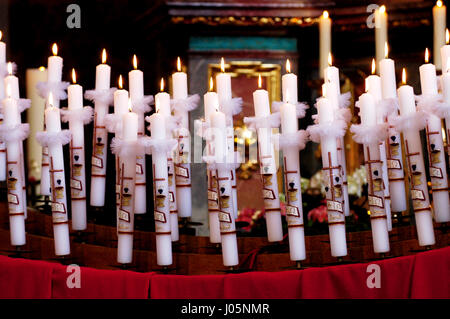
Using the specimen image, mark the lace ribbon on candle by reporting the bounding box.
[131,95,154,113]
[84,87,117,105]
[350,123,389,145]
[145,115,181,134]
[416,94,450,119]
[193,119,208,138]
[0,99,31,113]
[390,111,427,133]
[243,113,281,129]
[313,97,352,124]
[0,123,29,142]
[339,91,352,109]
[221,97,243,117]
[110,136,148,157]
[0,62,17,77]
[36,81,70,100]
[378,98,399,118]
[306,119,347,143]
[272,130,309,150]
[139,136,178,155]
[171,94,200,113]
[60,106,94,124]
[36,130,71,147]
[271,101,309,118]
[104,113,122,134]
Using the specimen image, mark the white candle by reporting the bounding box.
[441,29,450,72]
[216,59,238,219]
[204,89,221,244]
[253,83,283,242]
[357,93,390,253]
[129,55,147,215]
[25,67,47,182]
[210,110,239,267]
[418,53,450,223]
[375,6,388,70]
[365,65,393,231]
[282,60,298,104]
[433,1,446,70]
[117,111,138,264]
[148,112,173,266]
[2,93,26,246]
[172,58,192,218]
[47,44,63,107]
[397,78,435,246]
[90,49,111,207]
[67,71,87,231]
[45,104,71,256]
[441,72,450,221]
[317,97,347,257]
[280,102,306,261]
[0,32,6,181]
[319,11,332,78]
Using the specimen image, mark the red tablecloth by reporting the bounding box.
[0,246,448,299]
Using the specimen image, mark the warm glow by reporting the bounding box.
[384,42,389,58]
[323,11,329,19]
[52,43,58,56]
[322,85,326,97]
[0,31,2,41]
[209,77,214,91]
[48,92,54,107]
[177,57,181,72]
[39,66,45,71]
[328,52,332,66]
[286,59,291,73]
[128,98,132,112]
[6,84,11,98]
[379,5,386,14]
[447,29,450,44]
[425,48,430,63]
[160,78,165,92]
[133,54,138,70]
[437,0,443,8]
[7,62,12,75]
[371,58,376,74]
[258,74,262,89]
[118,75,123,89]
[71,68,76,84]
[402,68,407,85]
[102,49,107,64]
[220,57,225,73]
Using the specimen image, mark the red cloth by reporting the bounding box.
[0,255,56,299]
[51,264,154,299]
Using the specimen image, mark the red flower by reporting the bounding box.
[308,204,328,223]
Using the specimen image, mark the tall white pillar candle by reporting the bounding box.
[0,36,7,181]
[375,6,388,70]
[433,1,446,70]
[441,29,450,72]
[440,72,450,221]
[319,11,332,78]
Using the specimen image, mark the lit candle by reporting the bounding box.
[397,69,435,247]
[379,43,407,213]
[353,93,390,253]
[2,85,26,246]
[90,49,111,207]
[45,94,71,256]
[172,57,192,218]
[204,78,221,244]
[375,5,388,70]
[418,49,450,223]
[129,55,147,215]
[210,109,239,267]
[252,75,283,242]
[215,58,238,219]
[319,11,331,78]
[0,31,6,182]
[117,110,138,264]
[365,59,392,231]
[0,30,5,99]
[148,111,173,266]
[440,29,450,71]
[156,78,179,241]
[282,59,298,103]
[433,0,446,70]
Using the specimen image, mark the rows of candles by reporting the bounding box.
[0,2,450,268]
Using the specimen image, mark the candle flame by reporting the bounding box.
[323,10,329,19]
[425,48,430,63]
[379,5,386,14]
[39,66,45,71]
[384,42,389,58]
[52,43,58,56]
[220,57,225,73]
[371,58,376,74]
[258,74,262,89]
[7,62,12,76]
[0,31,2,41]
[286,59,291,73]
[402,68,406,84]
[209,77,214,91]
[48,92,54,107]
[437,0,443,8]
[71,68,76,84]
[128,98,132,112]
[177,57,181,72]
[102,49,107,64]
[447,29,450,44]
[160,78,165,92]
[6,84,11,98]
[118,75,123,89]
[328,52,332,66]
[133,54,138,70]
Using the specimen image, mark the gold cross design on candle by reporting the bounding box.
[49,156,67,224]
